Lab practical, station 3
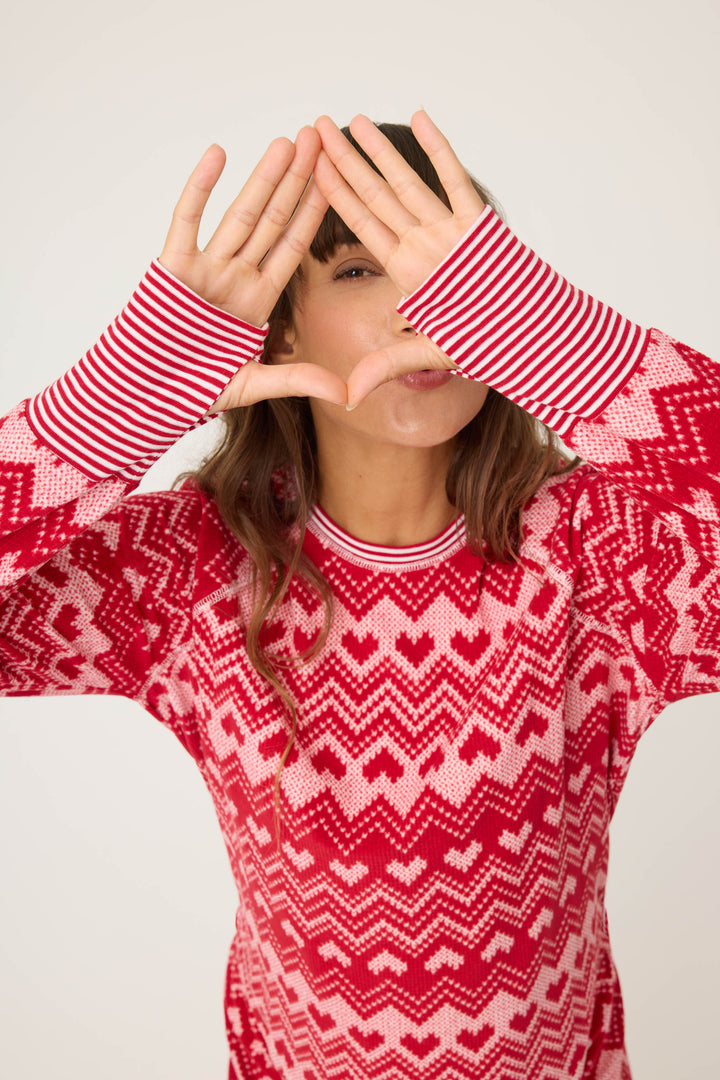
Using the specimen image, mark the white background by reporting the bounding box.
[1,0,718,1076]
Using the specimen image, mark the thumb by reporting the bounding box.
[346,335,458,409]
[208,360,347,411]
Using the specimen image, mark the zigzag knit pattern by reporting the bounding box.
[2,212,720,1079]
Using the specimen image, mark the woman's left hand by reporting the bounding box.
[313,111,485,407]
[313,111,484,298]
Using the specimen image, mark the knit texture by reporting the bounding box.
[2,212,719,1079]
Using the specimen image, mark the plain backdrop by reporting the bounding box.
[1,1,718,1077]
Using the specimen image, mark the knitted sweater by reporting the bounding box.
[1,208,719,1080]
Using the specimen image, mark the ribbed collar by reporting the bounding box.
[308,505,467,567]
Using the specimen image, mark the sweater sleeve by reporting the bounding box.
[0,261,266,700]
[398,207,720,708]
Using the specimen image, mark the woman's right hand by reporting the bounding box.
[159,127,347,411]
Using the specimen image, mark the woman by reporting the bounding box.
[1,112,718,1079]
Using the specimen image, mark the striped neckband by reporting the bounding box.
[309,505,467,567]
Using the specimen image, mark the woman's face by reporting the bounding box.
[273,241,489,451]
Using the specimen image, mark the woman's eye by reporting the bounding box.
[334,265,379,280]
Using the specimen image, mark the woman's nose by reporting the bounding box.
[391,306,417,335]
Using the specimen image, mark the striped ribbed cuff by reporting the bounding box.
[397,207,650,436]
[26,260,268,481]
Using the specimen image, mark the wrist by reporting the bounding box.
[398,208,650,435]
[26,261,268,481]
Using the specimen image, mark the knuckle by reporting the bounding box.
[392,174,416,201]
[287,160,311,182]
[359,178,384,206]
[334,143,353,165]
[264,204,290,229]
[275,230,306,256]
[230,205,259,229]
[172,207,202,226]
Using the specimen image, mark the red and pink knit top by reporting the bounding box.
[2,208,719,1079]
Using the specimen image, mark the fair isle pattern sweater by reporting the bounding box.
[1,208,719,1080]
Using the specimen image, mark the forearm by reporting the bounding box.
[0,262,265,589]
[398,208,720,564]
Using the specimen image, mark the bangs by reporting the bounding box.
[308,122,456,264]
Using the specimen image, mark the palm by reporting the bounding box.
[160,129,326,328]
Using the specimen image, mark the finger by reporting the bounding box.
[347,114,451,225]
[208,361,347,412]
[410,110,483,220]
[204,136,295,259]
[162,144,227,257]
[346,336,458,408]
[315,115,417,237]
[258,176,329,293]
[239,126,321,267]
[313,150,397,264]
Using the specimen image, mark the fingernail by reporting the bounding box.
[346,403,358,412]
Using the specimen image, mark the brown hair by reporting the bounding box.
[176,123,577,819]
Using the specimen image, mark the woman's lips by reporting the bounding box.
[395,369,454,390]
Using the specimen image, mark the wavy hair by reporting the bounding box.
[176,123,577,822]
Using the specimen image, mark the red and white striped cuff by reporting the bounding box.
[397,207,650,436]
[26,260,268,481]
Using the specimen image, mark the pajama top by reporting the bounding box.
[1,207,719,1079]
